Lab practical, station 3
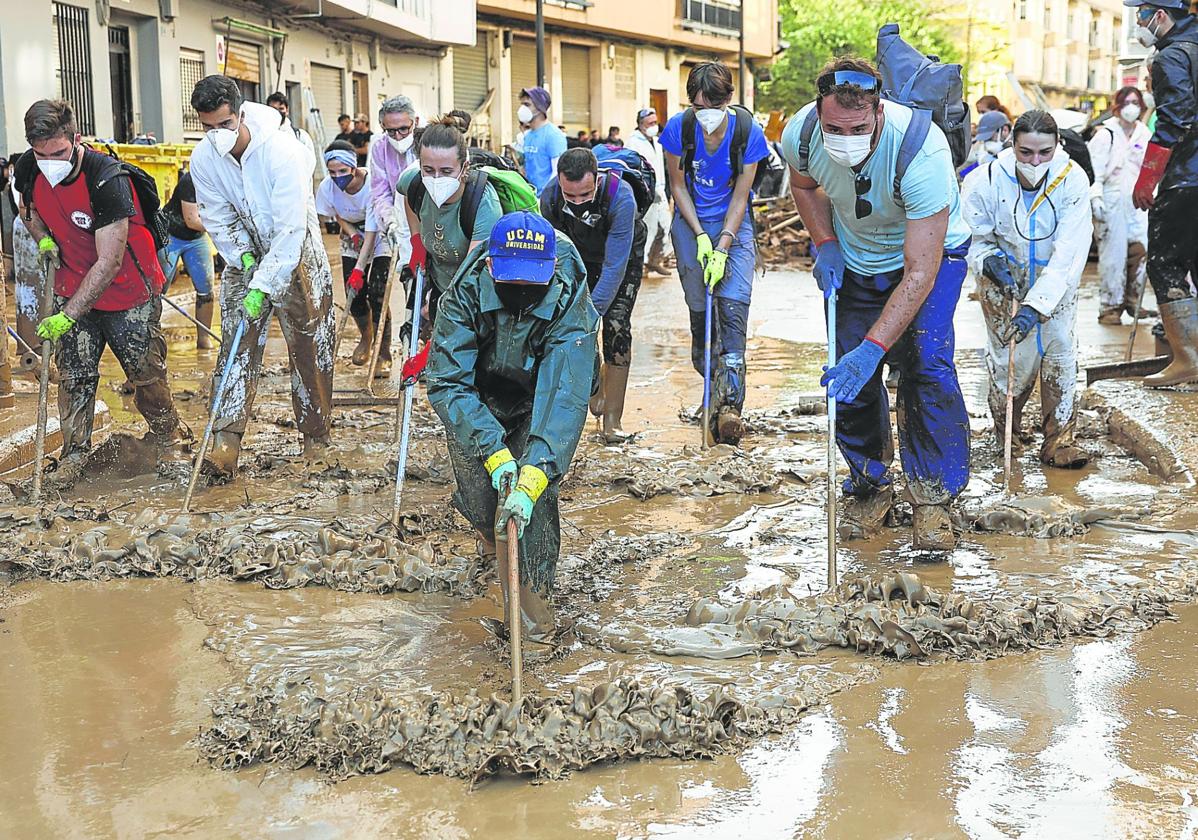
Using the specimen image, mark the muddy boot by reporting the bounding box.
[351,313,373,366]
[1124,243,1155,319]
[838,484,894,541]
[1145,298,1198,388]
[1097,307,1123,325]
[602,364,634,443]
[912,503,957,551]
[303,432,332,464]
[200,430,242,481]
[1042,444,1090,469]
[145,422,194,466]
[373,320,392,379]
[589,363,606,418]
[518,584,565,662]
[44,450,90,493]
[716,407,745,445]
[195,294,216,350]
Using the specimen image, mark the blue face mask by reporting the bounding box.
[332,173,353,191]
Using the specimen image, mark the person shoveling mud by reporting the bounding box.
[11,98,189,491]
[426,212,597,661]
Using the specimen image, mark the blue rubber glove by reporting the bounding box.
[982,255,1016,298]
[820,339,886,404]
[1001,305,1039,344]
[497,490,534,539]
[812,238,845,299]
[490,459,517,492]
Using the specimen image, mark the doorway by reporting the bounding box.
[108,26,133,142]
[352,72,369,120]
[650,88,668,124]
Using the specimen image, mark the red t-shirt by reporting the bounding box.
[30,149,164,311]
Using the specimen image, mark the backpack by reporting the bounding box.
[406,165,540,238]
[679,104,769,196]
[467,147,520,173]
[1058,127,1095,184]
[592,144,657,216]
[876,22,971,169]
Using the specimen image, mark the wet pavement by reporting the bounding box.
[3,257,1197,838]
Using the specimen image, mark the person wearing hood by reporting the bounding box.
[188,74,335,478]
[1125,0,1198,387]
[368,95,420,269]
[265,92,315,159]
[518,87,568,194]
[426,211,598,657]
[962,109,1011,176]
[782,57,974,551]
[1089,86,1154,325]
[315,141,392,371]
[12,98,186,471]
[625,107,673,276]
[962,110,1093,470]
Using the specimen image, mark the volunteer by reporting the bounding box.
[625,107,673,276]
[160,169,216,349]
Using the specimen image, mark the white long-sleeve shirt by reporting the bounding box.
[189,101,318,298]
[624,129,667,203]
[961,147,1093,319]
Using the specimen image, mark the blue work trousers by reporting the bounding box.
[161,235,214,297]
[830,246,970,505]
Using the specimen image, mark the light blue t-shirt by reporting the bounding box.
[781,100,972,275]
[660,109,770,223]
[523,122,568,194]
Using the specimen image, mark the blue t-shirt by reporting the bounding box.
[660,109,770,223]
[781,100,972,275]
[523,122,568,194]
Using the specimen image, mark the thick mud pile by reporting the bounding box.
[0,505,485,596]
[571,444,782,499]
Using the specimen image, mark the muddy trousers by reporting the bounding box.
[444,412,561,597]
[1146,186,1198,303]
[12,217,44,351]
[688,300,748,415]
[54,295,179,457]
[210,256,335,438]
[585,218,646,366]
[642,197,673,265]
[981,284,1080,462]
[339,254,392,325]
[831,248,971,505]
[1095,194,1148,310]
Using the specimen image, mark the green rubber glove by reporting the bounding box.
[496,489,534,539]
[240,252,257,272]
[36,311,76,342]
[695,232,714,269]
[704,248,728,291]
[243,288,267,319]
[37,236,60,271]
[490,460,517,492]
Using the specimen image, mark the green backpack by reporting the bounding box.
[406,165,539,234]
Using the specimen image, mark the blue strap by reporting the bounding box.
[892,109,932,203]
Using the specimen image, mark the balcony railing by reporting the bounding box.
[680,0,741,37]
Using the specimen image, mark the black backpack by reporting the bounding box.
[542,170,639,234]
[679,105,769,196]
[1058,128,1095,184]
[467,146,520,173]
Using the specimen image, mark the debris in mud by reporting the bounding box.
[571,445,781,499]
[194,670,855,783]
[0,508,487,596]
[1082,387,1193,483]
[962,495,1150,539]
[557,532,693,602]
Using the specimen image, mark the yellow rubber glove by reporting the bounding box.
[704,248,728,291]
[695,232,714,269]
[515,464,548,503]
[36,311,75,342]
[485,448,517,492]
[37,236,61,271]
[243,288,267,319]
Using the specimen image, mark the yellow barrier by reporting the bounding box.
[93,142,197,205]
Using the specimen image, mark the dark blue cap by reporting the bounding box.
[488,211,556,284]
[1124,0,1187,8]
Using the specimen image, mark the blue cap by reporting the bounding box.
[1124,0,1186,8]
[488,211,556,284]
[975,109,1011,142]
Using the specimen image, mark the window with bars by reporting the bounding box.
[53,1,95,135]
[681,0,741,35]
[180,50,205,134]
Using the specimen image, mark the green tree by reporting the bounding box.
[759,0,961,114]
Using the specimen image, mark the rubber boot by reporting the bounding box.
[589,363,606,418]
[303,432,332,464]
[373,319,392,379]
[200,430,242,480]
[351,313,373,366]
[838,484,895,541]
[144,421,194,467]
[912,503,957,551]
[602,364,634,443]
[1145,298,1198,388]
[716,407,745,445]
[195,294,216,350]
[1124,242,1156,319]
[1097,306,1124,325]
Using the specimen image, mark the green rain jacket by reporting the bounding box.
[426,236,599,483]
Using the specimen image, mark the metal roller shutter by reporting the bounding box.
[225,39,260,84]
[310,63,345,149]
[561,44,592,134]
[454,37,489,113]
[510,38,538,123]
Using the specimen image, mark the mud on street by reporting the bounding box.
[4,252,1198,839]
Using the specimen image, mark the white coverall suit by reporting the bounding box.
[624,128,672,266]
[190,101,336,441]
[1087,116,1151,314]
[961,148,1093,464]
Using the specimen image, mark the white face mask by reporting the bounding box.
[1015,159,1052,186]
[388,133,414,155]
[695,108,727,135]
[37,152,75,188]
[422,172,462,207]
[984,140,1004,155]
[517,104,536,124]
[823,132,874,168]
[206,125,239,156]
[1120,103,1142,123]
[644,124,659,138]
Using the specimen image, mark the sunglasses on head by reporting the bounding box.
[816,70,882,98]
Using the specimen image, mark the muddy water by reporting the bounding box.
[4,262,1198,837]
